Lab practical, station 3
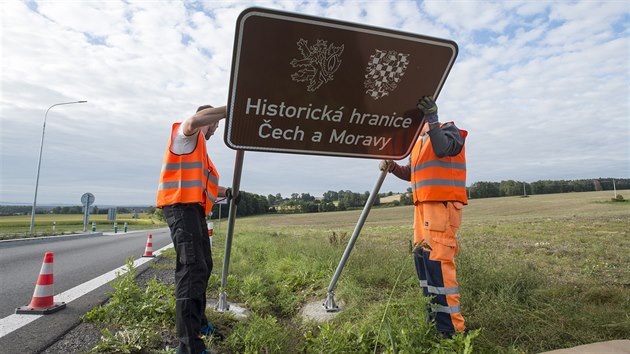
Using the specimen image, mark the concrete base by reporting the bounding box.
[300,299,343,323]
[541,340,630,354]
[206,299,249,319]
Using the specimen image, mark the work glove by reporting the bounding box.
[225,188,241,205]
[379,160,395,172]
[417,96,439,124]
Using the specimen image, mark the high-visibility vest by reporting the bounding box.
[411,124,467,204]
[156,123,219,216]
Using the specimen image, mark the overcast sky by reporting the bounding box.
[1,0,628,206]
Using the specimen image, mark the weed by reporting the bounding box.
[225,312,290,353]
[89,325,162,353]
[84,258,175,352]
[329,230,348,246]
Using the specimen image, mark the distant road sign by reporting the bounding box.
[216,197,228,205]
[225,7,458,160]
[81,192,95,206]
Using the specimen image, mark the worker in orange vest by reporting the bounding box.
[157,105,232,354]
[380,96,468,339]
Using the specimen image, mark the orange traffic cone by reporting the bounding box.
[16,252,66,315]
[142,233,155,257]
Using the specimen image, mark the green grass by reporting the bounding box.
[208,190,629,353]
[84,190,630,353]
[0,212,167,236]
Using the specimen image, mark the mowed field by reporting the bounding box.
[203,190,629,353]
[0,212,166,236]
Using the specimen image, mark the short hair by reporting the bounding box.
[196,105,213,112]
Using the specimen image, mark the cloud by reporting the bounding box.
[1,0,628,205]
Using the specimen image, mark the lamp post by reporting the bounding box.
[30,100,87,233]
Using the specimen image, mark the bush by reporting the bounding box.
[83,258,175,329]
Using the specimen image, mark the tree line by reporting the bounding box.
[209,190,381,219]
[209,177,629,218]
[469,178,629,199]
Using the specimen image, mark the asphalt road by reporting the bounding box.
[0,229,171,318]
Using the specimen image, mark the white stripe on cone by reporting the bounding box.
[17,252,66,313]
[143,234,155,257]
[32,284,54,298]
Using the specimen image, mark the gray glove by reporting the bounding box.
[417,96,439,124]
[379,160,395,172]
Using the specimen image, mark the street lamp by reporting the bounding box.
[30,100,87,233]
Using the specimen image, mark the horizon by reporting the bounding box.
[2,176,628,207]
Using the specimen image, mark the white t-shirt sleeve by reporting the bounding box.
[170,124,199,155]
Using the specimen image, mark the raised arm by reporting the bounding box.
[182,105,226,136]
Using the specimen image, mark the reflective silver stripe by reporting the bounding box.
[204,170,219,185]
[33,284,54,297]
[158,180,203,190]
[158,180,217,204]
[162,162,203,171]
[419,280,428,287]
[413,160,466,172]
[204,187,217,204]
[432,304,461,314]
[427,285,460,295]
[413,179,467,190]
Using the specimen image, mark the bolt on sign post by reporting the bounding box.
[218,7,458,312]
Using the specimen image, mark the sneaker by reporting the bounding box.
[200,323,216,336]
[200,323,225,340]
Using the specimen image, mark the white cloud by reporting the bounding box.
[1,0,628,205]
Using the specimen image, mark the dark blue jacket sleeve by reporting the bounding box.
[427,122,465,158]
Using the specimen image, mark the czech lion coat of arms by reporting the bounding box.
[290,38,344,92]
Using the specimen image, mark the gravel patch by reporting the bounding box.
[41,256,176,354]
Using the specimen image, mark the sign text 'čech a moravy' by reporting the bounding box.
[225,7,458,160]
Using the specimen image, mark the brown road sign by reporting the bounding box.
[225,7,458,160]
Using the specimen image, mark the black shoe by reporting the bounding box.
[438,331,454,339]
[439,329,469,339]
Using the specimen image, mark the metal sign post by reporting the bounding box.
[216,150,245,312]
[324,169,387,311]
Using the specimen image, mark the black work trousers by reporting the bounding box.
[163,203,213,354]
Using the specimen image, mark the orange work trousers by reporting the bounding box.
[413,201,465,334]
